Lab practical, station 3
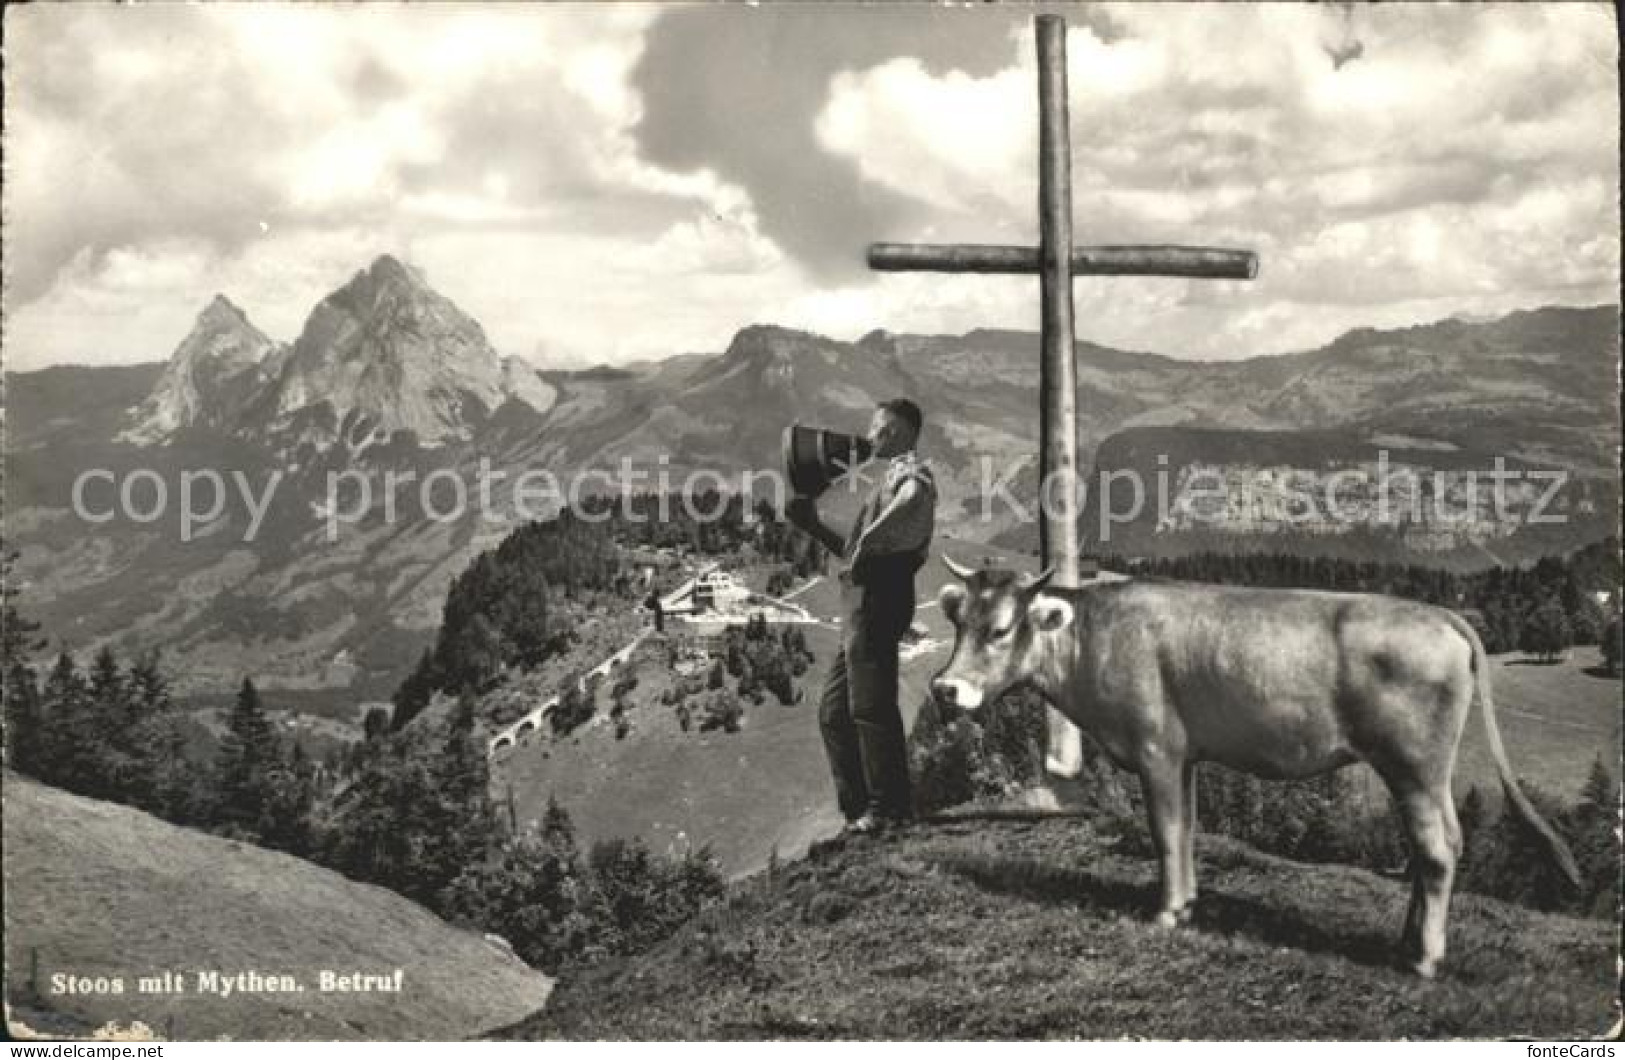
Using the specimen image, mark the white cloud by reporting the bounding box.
[2,3,1618,374]
[1,3,781,370]
[810,2,1619,358]
[819,60,1031,219]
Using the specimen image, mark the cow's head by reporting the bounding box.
[930,555,1074,711]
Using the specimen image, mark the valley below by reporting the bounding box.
[6,273,1618,708]
[4,268,1618,1042]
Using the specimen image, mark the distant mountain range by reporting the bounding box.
[5,253,1618,699]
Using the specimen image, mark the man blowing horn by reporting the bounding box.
[786,398,937,835]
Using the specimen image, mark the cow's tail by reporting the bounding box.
[1444,610,1582,887]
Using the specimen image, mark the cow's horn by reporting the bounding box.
[941,554,978,581]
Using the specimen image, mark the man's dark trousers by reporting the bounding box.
[818,561,915,821]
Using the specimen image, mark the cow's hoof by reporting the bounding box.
[1044,754,1084,780]
[1175,903,1195,925]
[1152,910,1180,930]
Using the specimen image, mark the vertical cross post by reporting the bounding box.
[1036,14,1080,588]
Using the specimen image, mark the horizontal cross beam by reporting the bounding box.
[868,242,1258,280]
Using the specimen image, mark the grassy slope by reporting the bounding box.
[496,623,849,877]
[493,541,1030,877]
[504,816,1618,1041]
[1453,650,1620,799]
[3,775,551,1041]
[494,538,1616,878]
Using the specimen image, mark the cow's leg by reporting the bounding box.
[1139,758,1187,929]
[1176,760,1199,923]
[1046,708,1084,778]
[1441,791,1464,862]
[1393,786,1457,978]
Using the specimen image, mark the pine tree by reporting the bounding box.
[437,613,507,695]
[439,812,593,974]
[1523,598,1572,662]
[1458,785,1488,861]
[1467,779,1577,911]
[495,569,551,668]
[4,659,42,777]
[260,741,317,856]
[1229,772,1267,846]
[1570,757,1619,918]
[1,547,47,777]
[391,649,438,731]
[87,646,124,713]
[0,546,44,661]
[541,794,578,860]
[213,677,282,838]
[580,836,725,961]
[124,652,190,819]
[37,653,97,794]
[551,677,594,736]
[1600,615,1622,676]
[1569,597,1603,647]
[363,706,392,741]
[762,654,794,705]
[416,696,502,906]
[86,646,136,802]
[321,737,433,900]
[323,701,497,909]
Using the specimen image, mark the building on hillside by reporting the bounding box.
[686,630,727,656]
[691,570,749,612]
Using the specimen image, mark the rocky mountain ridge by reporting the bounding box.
[121,255,556,450]
[118,295,278,444]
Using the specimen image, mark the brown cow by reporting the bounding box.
[930,558,1581,977]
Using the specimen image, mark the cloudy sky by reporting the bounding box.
[4,2,1617,371]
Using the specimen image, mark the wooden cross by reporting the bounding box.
[867,15,1258,773]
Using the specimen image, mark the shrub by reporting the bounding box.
[440,800,724,974]
[580,838,726,961]
[1521,598,1572,662]
[908,687,1051,815]
[699,692,743,734]
[440,826,596,974]
[550,676,595,737]
[1601,615,1622,675]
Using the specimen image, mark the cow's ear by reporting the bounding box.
[1026,594,1073,634]
[939,583,966,626]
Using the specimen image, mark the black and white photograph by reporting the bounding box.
[2,1,1619,1043]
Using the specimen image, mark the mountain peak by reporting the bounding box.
[250,254,553,448]
[200,293,249,324]
[856,328,895,352]
[366,253,421,287]
[183,295,270,366]
[118,296,276,443]
[729,323,815,346]
[327,254,433,312]
[306,257,426,316]
[722,324,838,363]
